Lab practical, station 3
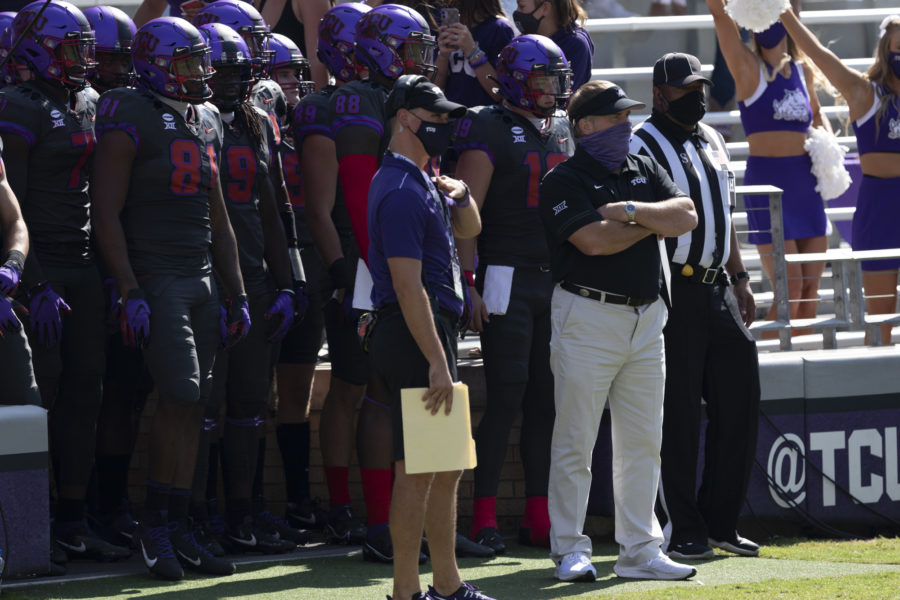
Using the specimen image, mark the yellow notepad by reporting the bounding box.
[400,383,478,474]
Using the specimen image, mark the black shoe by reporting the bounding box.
[225,517,296,554]
[170,520,236,576]
[428,581,496,599]
[91,502,139,548]
[453,533,494,559]
[709,534,760,557]
[471,527,506,555]
[255,510,310,546]
[325,505,367,545]
[53,520,132,562]
[286,498,328,531]
[194,521,225,558]
[50,541,68,566]
[135,521,184,580]
[667,541,715,560]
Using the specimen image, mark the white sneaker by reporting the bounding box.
[554,552,597,582]
[614,553,697,580]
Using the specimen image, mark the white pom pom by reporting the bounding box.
[804,126,851,201]
[724,0,790,33]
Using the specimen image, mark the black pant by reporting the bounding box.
[369,306,459,462]
[473,267,554,499]
[659,275,760,545]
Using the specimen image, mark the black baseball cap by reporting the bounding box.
[568,84,645,122]
[653,52,712,87]
[386,74,467,119]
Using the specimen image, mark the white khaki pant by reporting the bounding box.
[548,286,667,567]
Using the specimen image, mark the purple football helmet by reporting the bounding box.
[317,2,369,83]
[193,0,272,78]
[83,6,136,91]
[496,35,572,117]
[199,22,253,109]
[133,17,212,104]
[269,32,313,101]
[0,11,17,86]
[11,0,96,89]
[354,4,436,80]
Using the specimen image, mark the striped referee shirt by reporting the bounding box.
[630,113,734,270]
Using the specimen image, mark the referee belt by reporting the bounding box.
[677,263,727,286]
[560,281,656,307]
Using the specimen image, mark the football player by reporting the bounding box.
[0,0,130,563]
[454,34,575,553]
[91,16,246,580]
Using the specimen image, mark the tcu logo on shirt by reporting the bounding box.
[630,176,647,186]
[889,117,900,140]
[772,89,809,122]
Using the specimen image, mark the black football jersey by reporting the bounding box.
[219,106,274,293]
[293,85,356,256]
[329,79,391,164]
[95,88,223,277]
[0,82,97,268]
[454,105,574,267]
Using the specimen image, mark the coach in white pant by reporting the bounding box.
[538,80,698,583]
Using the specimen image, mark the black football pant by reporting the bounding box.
[473,267,554,499]
[659,275,760,546]
[0,306,40,405]
[26,263,105,503]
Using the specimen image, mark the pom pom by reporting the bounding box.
[724,0,790,33]
[804,126,851,201]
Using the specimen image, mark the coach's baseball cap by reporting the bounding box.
[568,83,645,122]
[386,74,467,119]
[653,52,712,87]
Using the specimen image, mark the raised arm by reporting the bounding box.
[780,8,873,119]
[296,0,330,90]
[705,0,761,101]
[133,0,168,28]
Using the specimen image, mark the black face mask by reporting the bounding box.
[667,90,707,126]
[414,119,453,157]
[513,4,545,35]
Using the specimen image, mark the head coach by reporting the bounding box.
[538,80,697,583]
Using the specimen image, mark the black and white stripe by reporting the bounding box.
[630,120,732,269]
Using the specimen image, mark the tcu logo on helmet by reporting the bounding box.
[192,12,218,27]
[15,11,47,35]
[362,13,393,34]
[133,30,160,59]
[320,13,345,37]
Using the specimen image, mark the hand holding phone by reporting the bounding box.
[440,7,460,26]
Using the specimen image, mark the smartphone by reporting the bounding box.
[440,7,460,26]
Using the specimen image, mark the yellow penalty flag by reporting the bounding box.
[400,383,478,474]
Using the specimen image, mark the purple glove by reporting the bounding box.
[0,265,20,296]
[0,294,21,336]
[265,289,295,343]
[121,289,150,349]
[221,293,251,349]
[28,282,71,347]
[0,250,24,296]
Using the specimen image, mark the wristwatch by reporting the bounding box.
[730,271,750,285]
[624,201,636,223]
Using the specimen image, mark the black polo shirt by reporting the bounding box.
[538,146,686,300]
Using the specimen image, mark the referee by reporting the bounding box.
[630,52,761,559]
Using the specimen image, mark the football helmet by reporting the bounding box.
[0,11,18,86]
[83,6,136,91]
[495,34,572,117]
[317,2,369,83]
[11,0,96,89]
[354,3,436,80]
[199,22,252,110]
[193,0,272,78]
[132,17,212,104]
[269,32,313,101]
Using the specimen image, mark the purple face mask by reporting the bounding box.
[754,21,787,49]
[579,120,632,170]
[890,51,900,79]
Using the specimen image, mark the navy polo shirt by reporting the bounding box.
[368,153,465,317]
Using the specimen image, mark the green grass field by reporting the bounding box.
[6,537,900,600]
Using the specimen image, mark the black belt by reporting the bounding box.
[376,302,461,325]
[560,281,656,307]
[676,263,727,286]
